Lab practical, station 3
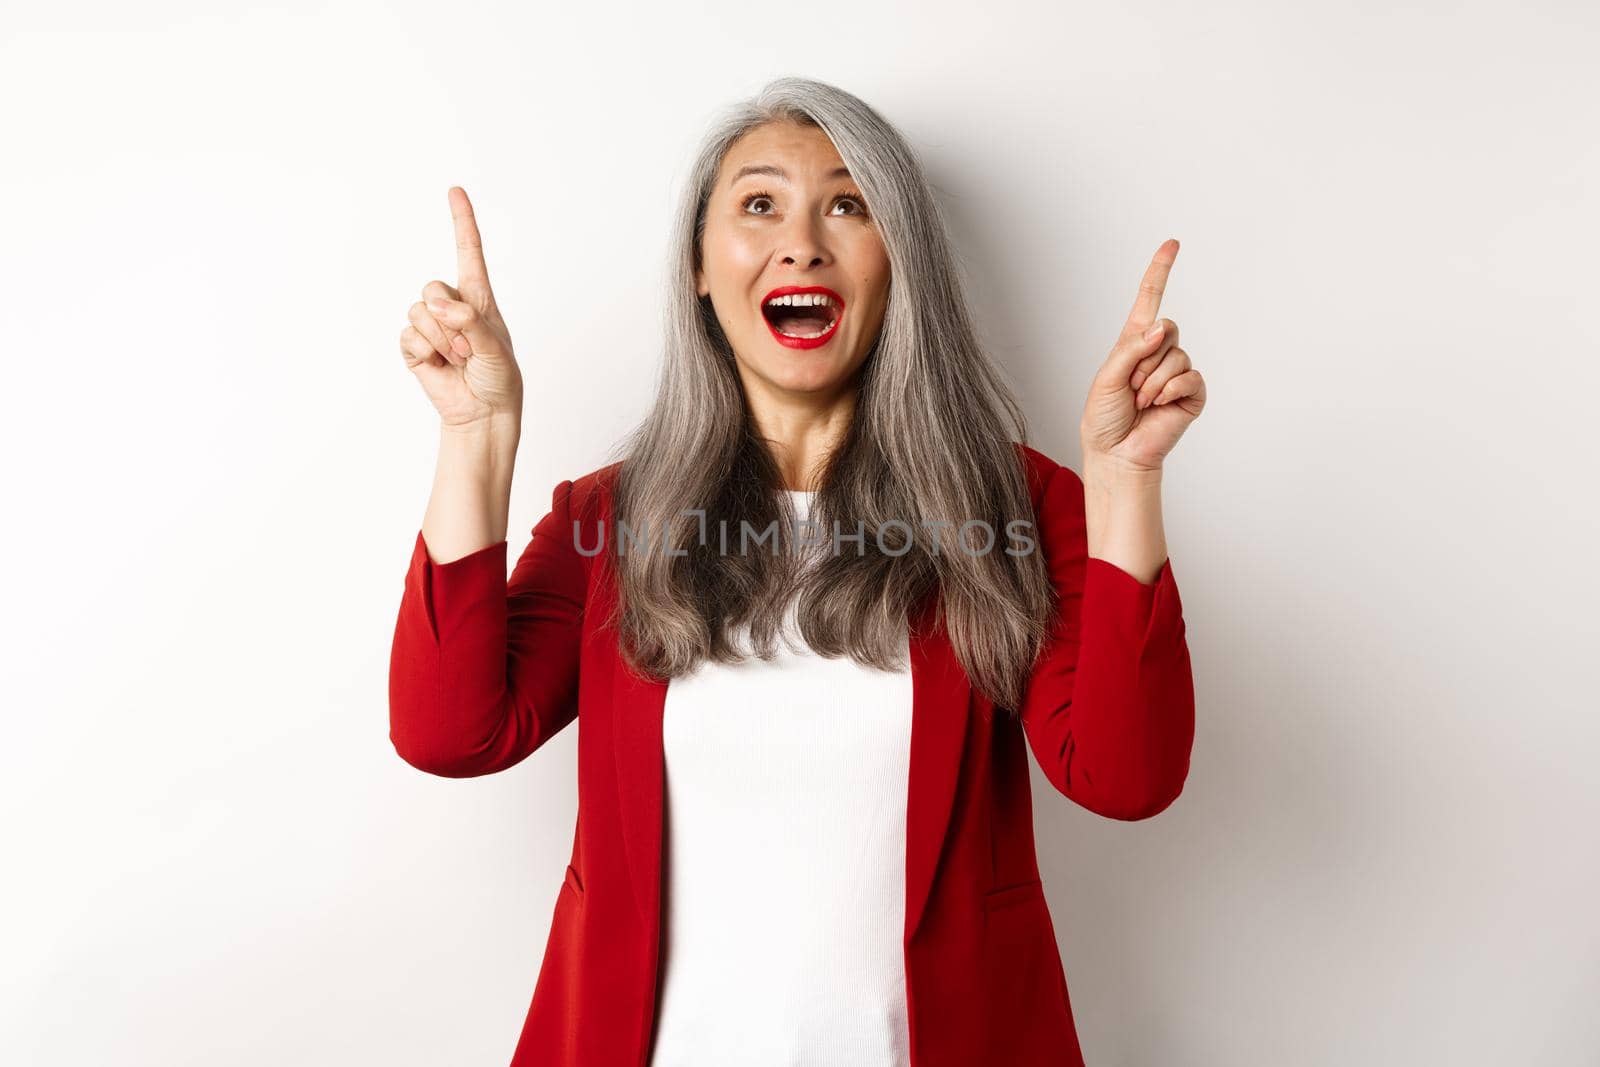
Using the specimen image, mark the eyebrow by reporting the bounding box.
[729,163,853,186]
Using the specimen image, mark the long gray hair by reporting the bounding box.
[602,76,1055,716]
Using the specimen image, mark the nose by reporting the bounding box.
[778,214,830,269]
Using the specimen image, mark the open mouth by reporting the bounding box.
[760,286,844,344]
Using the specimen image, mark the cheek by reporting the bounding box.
[858,274,891,326]
[849,241,891,317]
[702,225,766,278]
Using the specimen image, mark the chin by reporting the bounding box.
[733,337,857,393]
[761,362,851,394]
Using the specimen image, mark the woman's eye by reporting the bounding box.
[739,191,869,217]
[741,191,775,214]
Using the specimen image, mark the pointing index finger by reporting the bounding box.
[1126,238,1179,331]
[448,186,494,303]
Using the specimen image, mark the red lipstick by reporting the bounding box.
[759,284,845,350]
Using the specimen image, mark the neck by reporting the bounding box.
[744,380,858,494]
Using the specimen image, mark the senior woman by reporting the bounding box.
[389,77,1204,1067]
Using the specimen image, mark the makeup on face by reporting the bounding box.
[759,284,845,351]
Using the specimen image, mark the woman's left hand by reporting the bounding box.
[1079,239,1207,473]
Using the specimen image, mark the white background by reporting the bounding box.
[3,1,1597,1063]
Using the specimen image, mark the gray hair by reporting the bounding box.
[601,75,1054,715]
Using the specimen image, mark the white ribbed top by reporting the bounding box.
[651,490,914,1066]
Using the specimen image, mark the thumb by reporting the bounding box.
[1094,326,1171,399]
[1101,320,1169,384]
[424,296,506,358]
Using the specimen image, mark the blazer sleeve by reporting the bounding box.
[1017,461,1196,821]
[388,478,586,778]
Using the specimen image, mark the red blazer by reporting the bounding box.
[389,443,1195,1067]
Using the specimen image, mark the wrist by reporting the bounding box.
[442,409,522,444]
[1081,449,1163,493]
[438,413,520,482]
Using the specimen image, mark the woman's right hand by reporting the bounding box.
[399,186,524,427]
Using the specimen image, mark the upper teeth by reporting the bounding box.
[765,293,838,308]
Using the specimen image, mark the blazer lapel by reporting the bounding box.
[903,587,970,941]
[608,585,970,943]
[612,641,668,933]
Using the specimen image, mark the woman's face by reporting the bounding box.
[696,121,890,403]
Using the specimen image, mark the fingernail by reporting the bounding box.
[1144,323,1164,342]
[427,298,450,312]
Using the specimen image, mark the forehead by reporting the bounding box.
[717,121,848,186]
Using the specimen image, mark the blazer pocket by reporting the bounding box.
[980,876,1075,1054]
[982,877,1044,913]
[562,863,585,896]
